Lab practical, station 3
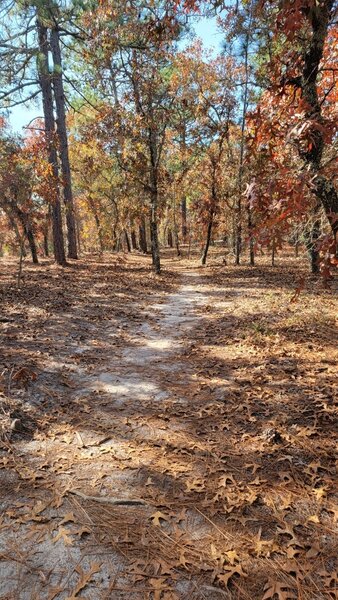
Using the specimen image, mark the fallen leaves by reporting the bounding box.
[0,254,337,600]
[262,579,298,600]
[150,511,170,527]
[67,562,101,599]
[216,564,247,588]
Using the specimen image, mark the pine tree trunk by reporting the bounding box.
[235,17,252,266]
[37,17,66,266]
[50,27,78,259]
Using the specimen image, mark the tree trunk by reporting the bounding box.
[124,230,131,252]
[16,208,38,264]
[173,193,181,257]
[149,125,161,273]
[292,1,337,256]
[150,193,160,273]
[94,215,104,252]
[314,177,338,256]
[139,217,147,253]
[304,209,321,274]
[88,196,104,252]
[43,227,49,257]
[26,226,38,264]
[235,12,252,266]
[130,228,138,250]
[201,211,214,265]
[167,229,173,248]
[50,27,78,259]
[37,17,66,266]
[181,196,187,243]
[174,225,181,257]
[271,238,276,267]
[235,207,242,265]
[14,205,39,265]
[4,209,27,257]
[248,205,255,266]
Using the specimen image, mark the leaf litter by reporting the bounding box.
[0,250,337,599]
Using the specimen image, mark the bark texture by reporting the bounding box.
[50,27,78,259]
[37,17,66,266]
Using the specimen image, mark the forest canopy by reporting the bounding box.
[0,0,337,274]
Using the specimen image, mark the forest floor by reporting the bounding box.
[0,249,337,600]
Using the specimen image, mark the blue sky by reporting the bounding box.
[8,17,223,133]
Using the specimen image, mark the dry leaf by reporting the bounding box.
[67,562,101,599]
[225,550,240,565]
[307,514,319,524]
[150,511,170,526]
[52,526,74,546]
[262,580,297,600]
[217,564,246,588]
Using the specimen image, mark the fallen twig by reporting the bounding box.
[68,489,149,506]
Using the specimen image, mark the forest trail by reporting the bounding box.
[0,253,337,600]
[83,270,208,408]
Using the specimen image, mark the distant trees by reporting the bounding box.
[0,0,336,274]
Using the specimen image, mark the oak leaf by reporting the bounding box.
[67,562,101,599]
[52,526,73,546]
[262,580,297,600]
[150,511,170,526]
[217,564,246,588]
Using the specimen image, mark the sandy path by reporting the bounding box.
[85,271,207,405]
[0,269,216,600]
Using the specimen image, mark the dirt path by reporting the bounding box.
[81,270,207,405]
[0,267,218,599]
[1,255,337,600]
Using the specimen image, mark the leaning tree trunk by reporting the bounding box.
[201,210,214,266]
[4,207,27,257]
[50,27,78,259]
[16,207,38,264]
[37,17,66,266]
